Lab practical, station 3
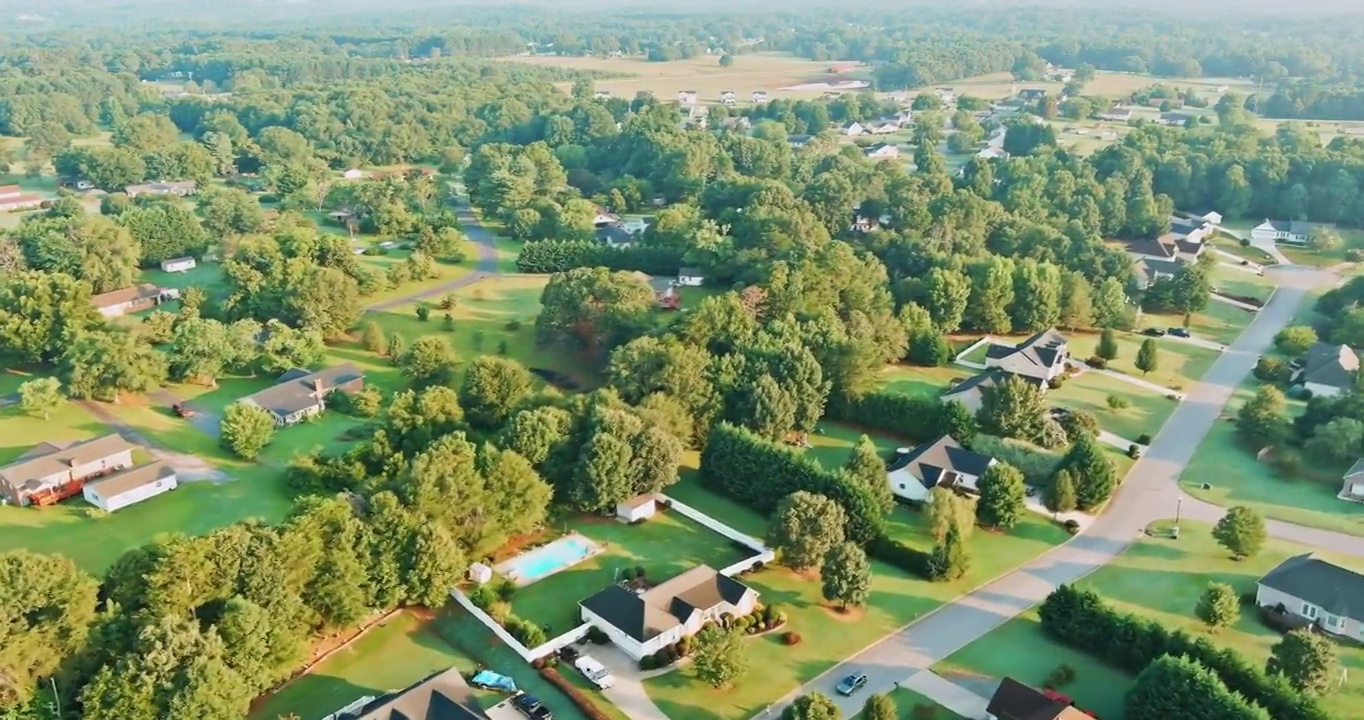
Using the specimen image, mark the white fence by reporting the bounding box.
[322,695,376,720]
[660,494,776,577]
[450,589,592,662]
[952,336,993,370]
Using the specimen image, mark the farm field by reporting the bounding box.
[933,521,1364,720]
[494,52,858,103]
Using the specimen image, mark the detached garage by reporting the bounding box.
[82,461,178,513]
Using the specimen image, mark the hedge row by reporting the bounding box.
[1126,654,1269,720]
[828,391,945,443]
[538,667,612,720]
[700,423,886,544]
[866,534,932,579]
[516,240,684,275]
[1039,585,1327,720]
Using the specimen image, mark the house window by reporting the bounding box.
[1302,603,1319,620]
[1325,614,1341,630]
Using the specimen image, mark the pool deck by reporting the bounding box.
[494,531,605,587]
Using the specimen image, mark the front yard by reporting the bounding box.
[932,521,1364,720]
[1070,330,1220,392]
[1049,371,1179,442]
[1209,265,1276,303]
[506,512,753,634]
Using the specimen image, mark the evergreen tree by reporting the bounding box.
[1062,435,1116,510]
[820,542,871,609]
[1096,328,1119,360]
[843,435,895,516]
[928,518,970,581]
[1045,468,1078,513]
[976,462,1027,529]
[1135,338,1159,375]
[1195,582,1241,631]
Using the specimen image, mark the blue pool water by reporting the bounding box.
[499,535,599,585]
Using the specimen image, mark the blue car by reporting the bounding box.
[835,672,868,696]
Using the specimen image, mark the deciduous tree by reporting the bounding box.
[17,377,63,420]
[692,624,747,689]
[781,693,842,720]
[1267,628,1340,695]
[1237,385,1290,449]
[220,403,277,459]
[767,491,847,571]
[1213,506,1266,560]
[820,542,871,609]
[461,356,533,430]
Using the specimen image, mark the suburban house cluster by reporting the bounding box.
[0,435,177,512]
[579,564,759,660]
[943,329,1071,413]
[1123,211,1221,289]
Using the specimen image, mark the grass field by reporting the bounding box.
[1076,329,1220,392]
[645,476,1068,720]
[934,521,1364,720]
[1049,371,1179,441]
[494,52,853,103]
[1210,233,1279,265]
[1210,265,1276,303]
[508,512,751,633]
[892,689,967,720]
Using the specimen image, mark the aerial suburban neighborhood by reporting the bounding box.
[3,4,1364,720]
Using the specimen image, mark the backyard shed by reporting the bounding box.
[616,494,657,523]
[160,257,197,273]
[468,562,493,584]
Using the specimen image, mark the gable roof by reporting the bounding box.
[83,461,175,498]
[1133,257,1184,283]
[580,565,754,643]
[1300,343,1359,389]
[986,677,1088,720]
[943,369,1045,404]
[241,364,364,420]
[91,283,162,309]
[888,434,994,489]
[1345,458,1364,479]
[985,329,1068,380]
[343,667,483,720]
[596,224,634,246]
[0,435,137,492]
[1259,554,1364,619]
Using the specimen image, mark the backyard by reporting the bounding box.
[933,521,1364,720]
[878,364,971,400]
[506,511,753,633]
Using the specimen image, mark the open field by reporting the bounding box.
[934,521,1364,720]
[1210,265,1275,303]
[494,52,857,103]
[507,512,751,633]
[1050,370,1179,441]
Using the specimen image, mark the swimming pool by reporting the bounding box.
[496,534,601,586]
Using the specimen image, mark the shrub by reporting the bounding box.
[585,626,609,645]
[782,631,802,646]
[762,603,778,624]
[751,560,765,572]
[504,615,547,648]
[496,578,517,601]
[1043,663,1077,688]
[540,667,613,720]
[1059,410,1099,440]
[1106,394,1129,410]
[1136,433,1152,445]
[621,567,636,581]
[1063,519,1081,534]
[467,585,496,610]
[1127,444,1141,459]
[1239,238,1251,248]
[639,655,657,670]
[1085,356,1108,369]
[1047,375,1065,389]
[506,319,523,331]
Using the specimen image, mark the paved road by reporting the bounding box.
[78,399,229,482]
[365,196,502,312]
[764,265,1363,719]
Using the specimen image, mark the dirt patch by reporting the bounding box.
[819,605,866,623]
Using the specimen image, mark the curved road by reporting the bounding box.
[767,264,1364,718]
[365,195,502,312]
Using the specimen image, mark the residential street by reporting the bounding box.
[364,195,503,312]
[764,264,1363,719]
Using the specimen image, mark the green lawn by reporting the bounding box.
[0,398,106,465]
[509,512,751,633]
[806,421,909,471]
[643,482,1069,720]
[1209,233,1277,265]
[934,521,1364,720]
[1072,330,1220,392]
[956,339,993,366]
[356,250,476,306]
[1209,265,1275,303]
[892,690,968,720]
[879,364,972,400]
[142,262,232,302]
[1049,371,1180,441]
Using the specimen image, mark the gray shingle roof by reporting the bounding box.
[240,364,363,420]
[888,434,994,490]
[580,565,754,643]
[1259,554,1364,619]
[984,329,1068,381]
[1300,343,1359,389]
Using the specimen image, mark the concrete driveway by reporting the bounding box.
[585,644,671,720]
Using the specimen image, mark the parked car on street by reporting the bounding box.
[1168,327,1190,338]
[1141,328,1166,337]
[513,693,553,720]
[836,672,868,696]
[574,655,616,690]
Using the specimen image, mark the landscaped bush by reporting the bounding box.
[621,567,636,582]
[639,655,657,671]
[1106,394,1130,410]
[504,615,547,648]
[1085,356,1108,369]
[1127,444,1141,459]
[539,667,613,720]
[496,578,517,601]
[1058,410,1099,441]
[828,391,945,443]
[1039,585,1328,720]
[1136,433,1153,445]
[1063,519,1080,534]
[1043,663,1076,688]
[867,535,932,579]
[701,423,888,543]
[467,585,496,610]
[782,631,802,646]
[675,636,694,657]
[585,626,608,645]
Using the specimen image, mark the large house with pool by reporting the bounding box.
[579,564,758,660]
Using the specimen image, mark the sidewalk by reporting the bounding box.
[901,671,989,719]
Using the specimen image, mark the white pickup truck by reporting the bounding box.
[573,654,617,690]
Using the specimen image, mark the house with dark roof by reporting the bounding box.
[1123,215,1210,264]
[579,564,758,660]
[885,434,996,503]
[595,224,634,247]
[1131,257,1185,291]
[1157,111,1192,127]
[985,677,1090,720]
[984,329,1070,383]
[238,364,365,427]
[335,666,485,720]
[1251,219,1327,246]
[940,369,1047,414]
[0,435,136,507]
[1256,554,1364,640]
[1293,343,1359,398]
[1018,88,1047,101]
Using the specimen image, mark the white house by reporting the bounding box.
[621,217,650,235]
[885,435,996,503]
[751,91,768,104]
[82,461,178,513]
[677,267,705,286]
[677,90,698,105]
[579,565,758,661]
[160,256,197,273]
[867,120,900,134]
[934,87,956,103]
[616,494,657,523]
[1251,219,1321,246]
[984,328,1070,383]
[592,205,622,227]
[342,168,365,180]
[0,435,136,507]
[839,121,865,137]
[864,142,900,160]
[1097,106,1133,122]
[1294,343,1359,398]
[720,90,736,105]
[1256,554,1364,641]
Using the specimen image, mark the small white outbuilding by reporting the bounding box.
[616,494,657,523]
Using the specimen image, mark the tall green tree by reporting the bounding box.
[820,542,871,609]
[1267,628,1340,695]
[1045,468,1078,514]
[842,435,895,516]
[1194,582,1241,631]
[1135,338,1159,375]
[0,550,99,708]
[220,403,277,459]
[17,377,63,420]
[1236,385,1290,448]
[976,462,1027,529]
[1213,506,1266,560]
[1061,434,1116,511]
[928,517,970,581]
[692,625,747,689]
[1096,328,1119,360]
[767,491,847,571]
[61,330,167,402]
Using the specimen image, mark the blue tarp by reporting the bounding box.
[471,670,518,693]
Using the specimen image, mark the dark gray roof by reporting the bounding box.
[985,329,1068,380]
[241,363,363,419]
[887,434,994,489]
[343,667,483,720]
[1300,343,1359,389]
[986,677,1079,720]
[1134,257,1184,283]
[581,565,754,643]
[1259,554,1364,619]
[595,225,633,246]
[1019,89,1046,99]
